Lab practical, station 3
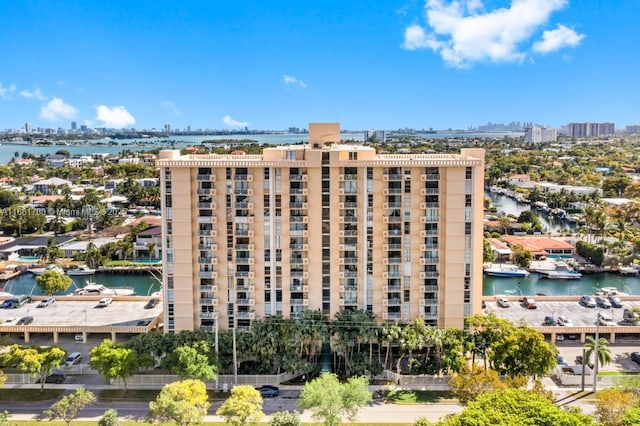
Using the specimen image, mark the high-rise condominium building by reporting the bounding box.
[157,123,485,333]
[567,122,615,138]
[524,125,557,144]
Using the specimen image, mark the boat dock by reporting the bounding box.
[98,266,161,274]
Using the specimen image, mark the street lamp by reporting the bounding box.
[593,312,600,392]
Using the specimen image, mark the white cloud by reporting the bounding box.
[40,98,78,121]
[161,101,181,115]
[222,115,248,127]
[403,0,582,67]
[20,87,47,101]
[283,74,307,88]
[95,105,136,128]
[533,24,585,54]
[0,83,16,98]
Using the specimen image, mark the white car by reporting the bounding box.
[97,297,113,307]
[497,297,510,308]
[557,315,573,326]
[598,314,617,326]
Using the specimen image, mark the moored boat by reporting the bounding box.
[484,264,530,278]
[28,264,64,276]
[74,282,135,296]
[66,265,96,276]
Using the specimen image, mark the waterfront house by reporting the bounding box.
[45,154,67,168]
[32,177,72,195]
[59,237,121,258]
[133,226,161,259]
[0,236,75,261]
[502,236,576,259]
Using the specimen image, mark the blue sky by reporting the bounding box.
[0,0,638,131]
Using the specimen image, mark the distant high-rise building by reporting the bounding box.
[71,121,77,131]
[24,122,32,133]
[567,122,615,137]
[164,124,171,134]
[625,125,640,135]
[524,125,557,144]
[365,129,386,142]
[157,122,485,333]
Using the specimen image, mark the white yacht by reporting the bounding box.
[28,264,64,276]
[66,265,97,276]
[74,282,135,296]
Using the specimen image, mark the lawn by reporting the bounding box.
[0,389,64,401]
[385,389,456,404]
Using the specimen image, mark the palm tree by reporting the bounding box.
[584,336,612,368]
[381,322,401,370]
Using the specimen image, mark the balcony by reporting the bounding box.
[235,258,253,265]
[384,216,402,223]
[197,188,216,195]
[341,298,358,305]
[383,244,402,250]
[198,271,217,279]
[198,257,217,264]
[234,202,253,209]
[289,174,308,181]
[199,297,218,306]
[289,202,308,209]
[197,174,215,181]
[237,311,256,320]
[197,216,217,224]
[419,271,439,278]
[234,174,253,181]
[383,312,402,320]
[200,311,217,319]
[198,229,217,237]
[199,285,219,292]
[383,202,402,209]
[385,298,402,306]
[290,298,309,306]
[198,243,216,250]
[340,258,358,265]
[383,173,403,181]
[289,188,308,195]
[199,201,217,209]
[340,271,358,278]
[289,285,308,292]
[384,285,402,292]
[290,258,308,265]
[235,244,254,251]
[341,216,358,223]
[236,298,255,306]
[421,174,440,181]
[383,188,402,195]
[420,257,439,265]
[341,202,358,209]
[290,216,307,223]
[289,244,308,251]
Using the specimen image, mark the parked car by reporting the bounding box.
[497,297,510,308]
[557,315,573,326]
[579,295,596,308]
[36,370,66,384]
[255,385,280,398]
[97,298,113,307]
[144,298,159,309]
[608,295,623,308]
[37,297,55,308]
[598,313,617,326]
[520,298,537,309]
[74,334,84,342]
[596,296,612,309]
[16,316,33,325]
[557,355,568,366]
[543,316,558,326]
[631,352,640,365]
[65,352,82,366]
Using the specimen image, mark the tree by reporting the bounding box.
[482,239,496,263]
[148,379,210,426]
[168,341,217,380]
[44,387,96,426]
[4,344,66,393]
[89,339,143,393]
[216,384,264,426]
[298,373,371,426]
[439,388,595,426]
[269,411,301,426]
[36,270,72,296]
[448,365,506,403]
[490,326,558,379]
[584,336,612,369]
[622,406,640,426]
[595,388,638,426]
[510,244,532,268]
[99,408,121,426]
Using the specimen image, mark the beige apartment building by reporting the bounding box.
[157,123,485,332]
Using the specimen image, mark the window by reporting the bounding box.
[465,222,471,235]
[466,167,472,180]
[465,194,472,207]
[349,152,358,161]
[286,150,296,160]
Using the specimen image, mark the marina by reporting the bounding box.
[0,272,160,297]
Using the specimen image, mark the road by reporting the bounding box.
[8,393,464,423]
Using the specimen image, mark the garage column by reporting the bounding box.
[610,333,616,344]
[23,331,30,343]
[111,331,117,343]
[53,331,59,344]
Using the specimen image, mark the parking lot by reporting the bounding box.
[484,298,640,328]
[0,297,162,343]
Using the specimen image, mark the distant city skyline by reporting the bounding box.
[1,1,638,130]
